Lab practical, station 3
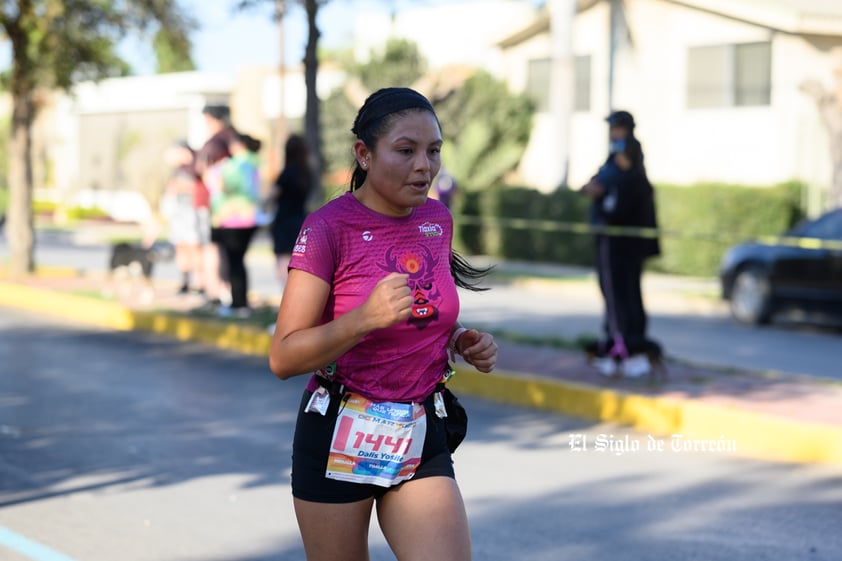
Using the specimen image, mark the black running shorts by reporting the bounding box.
[291,389,455,503]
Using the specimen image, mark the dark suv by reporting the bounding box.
[719,209,842,325]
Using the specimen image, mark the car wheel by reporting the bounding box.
[730,266,773,325]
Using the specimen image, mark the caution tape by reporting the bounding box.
[453,215,842,251]
[756,235,842,252]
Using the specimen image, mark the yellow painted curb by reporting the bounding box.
[0,282,273,358]
[3,281,840,465]
[450,366,842,465]
[0,264,83,280]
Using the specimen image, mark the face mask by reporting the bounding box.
[609,138,626,155]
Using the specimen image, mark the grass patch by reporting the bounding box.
[70,289,110,300]
[167,302,279,330]
[482,327,597,351]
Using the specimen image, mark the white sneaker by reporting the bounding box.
[622,355,651,378]
[593,357,618,377]
[217,306,251,319]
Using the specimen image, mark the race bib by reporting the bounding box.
[326,393,426,487]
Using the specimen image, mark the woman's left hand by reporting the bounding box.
[457,329,498,373]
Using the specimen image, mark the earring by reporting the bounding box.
[360,160,367,169]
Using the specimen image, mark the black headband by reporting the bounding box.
[351,87,435,137]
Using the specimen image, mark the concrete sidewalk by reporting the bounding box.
[2,266,841,466]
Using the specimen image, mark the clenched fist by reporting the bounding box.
[361,272,412,330]
[455,328,498,373]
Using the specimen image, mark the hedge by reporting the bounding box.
[454,181,805,277]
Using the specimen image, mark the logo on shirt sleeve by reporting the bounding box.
[292,227,311,256]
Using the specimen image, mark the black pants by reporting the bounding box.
[215,226,257,308]
[596,236,648,351]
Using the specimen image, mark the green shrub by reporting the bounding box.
[33,200,57,215]
[651,181,804,276]
[457,186,593,267]
[65,206,110,221]
[453,188,484,255]
[455,181,805,277]
[0,187,7,216]
[32,201,112,221]
[497,187,592,266]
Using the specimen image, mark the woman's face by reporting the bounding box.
[609,124,629,142]
[355,110,442,217]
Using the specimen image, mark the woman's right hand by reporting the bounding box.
[361,272,412,330]
[581,180,605,199]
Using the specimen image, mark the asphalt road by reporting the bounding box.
[4,229,841,381]
[1,308,840,561]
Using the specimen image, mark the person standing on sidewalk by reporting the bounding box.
[211,132,263,317]
[580,110,661,377]
[429,166,458,210]
[269,134,314,292]
[195,104,236,307]
[160,140,202,295]
[269,87,497,561]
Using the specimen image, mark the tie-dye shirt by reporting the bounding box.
[289,191,459,403]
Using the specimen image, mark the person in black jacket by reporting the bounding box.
[580,110,660,376]
[269,134,314,291]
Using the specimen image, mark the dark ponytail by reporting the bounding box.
[451,250,493,292]
[350,162,368,192]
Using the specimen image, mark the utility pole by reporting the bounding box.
[549,0,576,189]
[274,0,288,178]
[608,0,622,112]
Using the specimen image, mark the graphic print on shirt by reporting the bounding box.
[379,243,441,330]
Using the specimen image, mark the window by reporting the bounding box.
[525,55,591,113]
[687,42,771,108]
[574,55,591,112]
[526,57,551,112]
[803,211,842,241]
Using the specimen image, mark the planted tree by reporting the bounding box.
[239,0,329,204]
[434,70,534,254]
[321,38,428,179]
[1,0,195,277]
[435,70,534,191]
[355,38,427,92]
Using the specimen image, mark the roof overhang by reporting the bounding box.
[497,0,600,49]
[666,0,842,37]
[498,0,842,49]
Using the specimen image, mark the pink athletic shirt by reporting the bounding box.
[289,191,459,403]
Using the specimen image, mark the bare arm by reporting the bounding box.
[580,176,606,199]
[269,269,413,379]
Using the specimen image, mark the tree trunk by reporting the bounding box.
[7,85,36,279]
[304,0,323,207]
[801,79,842,209]
[832,138,842,209]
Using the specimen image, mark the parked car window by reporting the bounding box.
[802,211,842,240]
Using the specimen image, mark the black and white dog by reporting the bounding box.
[106,241,174,301]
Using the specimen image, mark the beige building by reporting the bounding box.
[499,0,842,211]
[36,72,234,222]
[37,65,339,222]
